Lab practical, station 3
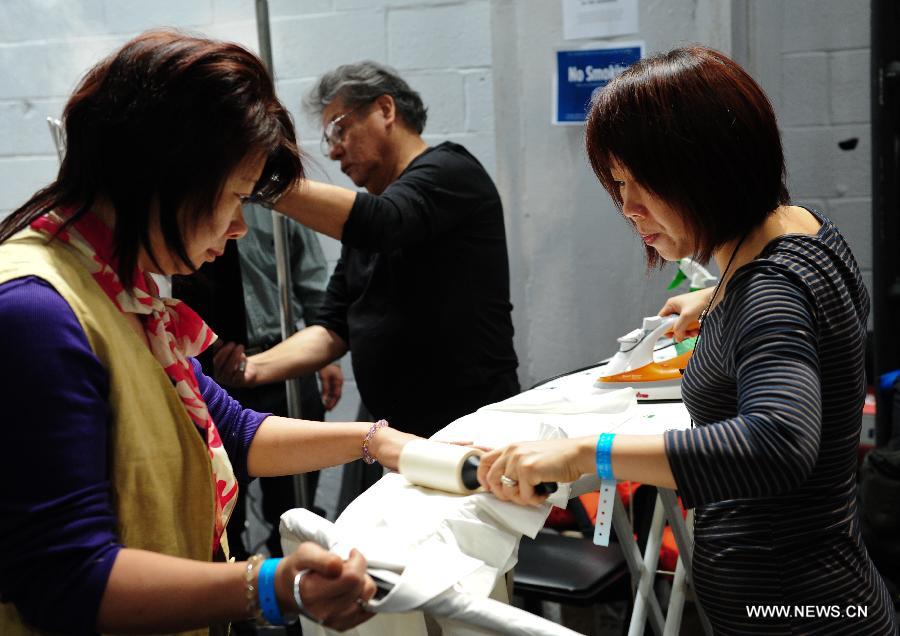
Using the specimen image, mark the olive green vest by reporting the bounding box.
[0,229,216,636]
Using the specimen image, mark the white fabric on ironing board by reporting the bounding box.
[281,396,637,635]
[477,374,633,415]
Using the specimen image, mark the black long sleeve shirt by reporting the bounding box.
[312,142,519,436]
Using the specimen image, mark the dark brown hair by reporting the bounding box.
[0,29,303,286]
[585,46,789,267]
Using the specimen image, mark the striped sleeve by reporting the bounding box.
[665,263,821,509]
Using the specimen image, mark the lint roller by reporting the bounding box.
[398,439,558,495]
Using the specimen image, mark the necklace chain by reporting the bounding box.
[697,233,748,341]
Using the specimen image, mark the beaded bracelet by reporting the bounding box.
[362,419,389,464]
[243,554,265,623]
[258,558,286,626]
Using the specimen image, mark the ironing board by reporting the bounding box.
[281,365,712,635]
[282,411,591,636]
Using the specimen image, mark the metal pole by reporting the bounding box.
[255,0,309,511]
[626,494,666,636]
[613,495,665,636]
[872,0,900,446]
[657,489,713,634]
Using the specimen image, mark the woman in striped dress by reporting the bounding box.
[477,46,897,634]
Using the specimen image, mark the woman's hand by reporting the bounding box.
[212,341,257,388]
[658,287,714,342]
[367,426,420,471]
[275,543,376,631]
[476,437,596,506]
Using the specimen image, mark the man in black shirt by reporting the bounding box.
[216,61,519,439]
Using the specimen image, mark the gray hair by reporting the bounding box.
[304,61,427,134]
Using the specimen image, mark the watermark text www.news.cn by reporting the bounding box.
[746,605,868,619]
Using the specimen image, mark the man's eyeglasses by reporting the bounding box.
[320,102,370,156]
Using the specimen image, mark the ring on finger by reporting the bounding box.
[238,359,246,373]
[500,474,518,488]
[292,570,324,624]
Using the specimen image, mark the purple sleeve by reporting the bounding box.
[189,358,269,482]
[0,277,120,633]
[0,278,269,632]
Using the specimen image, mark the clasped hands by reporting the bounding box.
[276,543,376,631]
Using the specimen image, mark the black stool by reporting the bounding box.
[512,488,660,633]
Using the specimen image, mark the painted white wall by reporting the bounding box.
[491,0,732,389]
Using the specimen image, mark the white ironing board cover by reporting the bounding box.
[280,367,691,635]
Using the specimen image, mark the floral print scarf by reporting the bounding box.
[32,211,238,551]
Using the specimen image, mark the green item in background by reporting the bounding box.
[674,336,697,355]
[667,269,688,290]
[668,258,717,292]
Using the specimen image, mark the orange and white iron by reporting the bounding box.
[595,315,691,402]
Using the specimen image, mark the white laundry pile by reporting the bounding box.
[280,385,636,636]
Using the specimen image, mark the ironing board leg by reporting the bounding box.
[663,555,687,636]
[657,489,713,635]
[614,494,665,636]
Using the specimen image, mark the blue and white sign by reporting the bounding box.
[553,42,643,125]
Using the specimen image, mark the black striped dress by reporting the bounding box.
[664,210,897,635]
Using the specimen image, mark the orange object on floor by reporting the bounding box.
[575,481,641,526]
[555,483,684,568]
[659,526,679,572]
[542,482,684,573]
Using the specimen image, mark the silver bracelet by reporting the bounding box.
[293,569,324,624]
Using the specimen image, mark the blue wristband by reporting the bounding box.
[596,433,616,481]
[257,557,285,626]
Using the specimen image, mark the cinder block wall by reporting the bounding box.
[785,5,872,297]
[266,0,498,421]
[0,0,259,218]
[742,0,872,302]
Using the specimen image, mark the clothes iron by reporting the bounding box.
[595,314,692,402]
